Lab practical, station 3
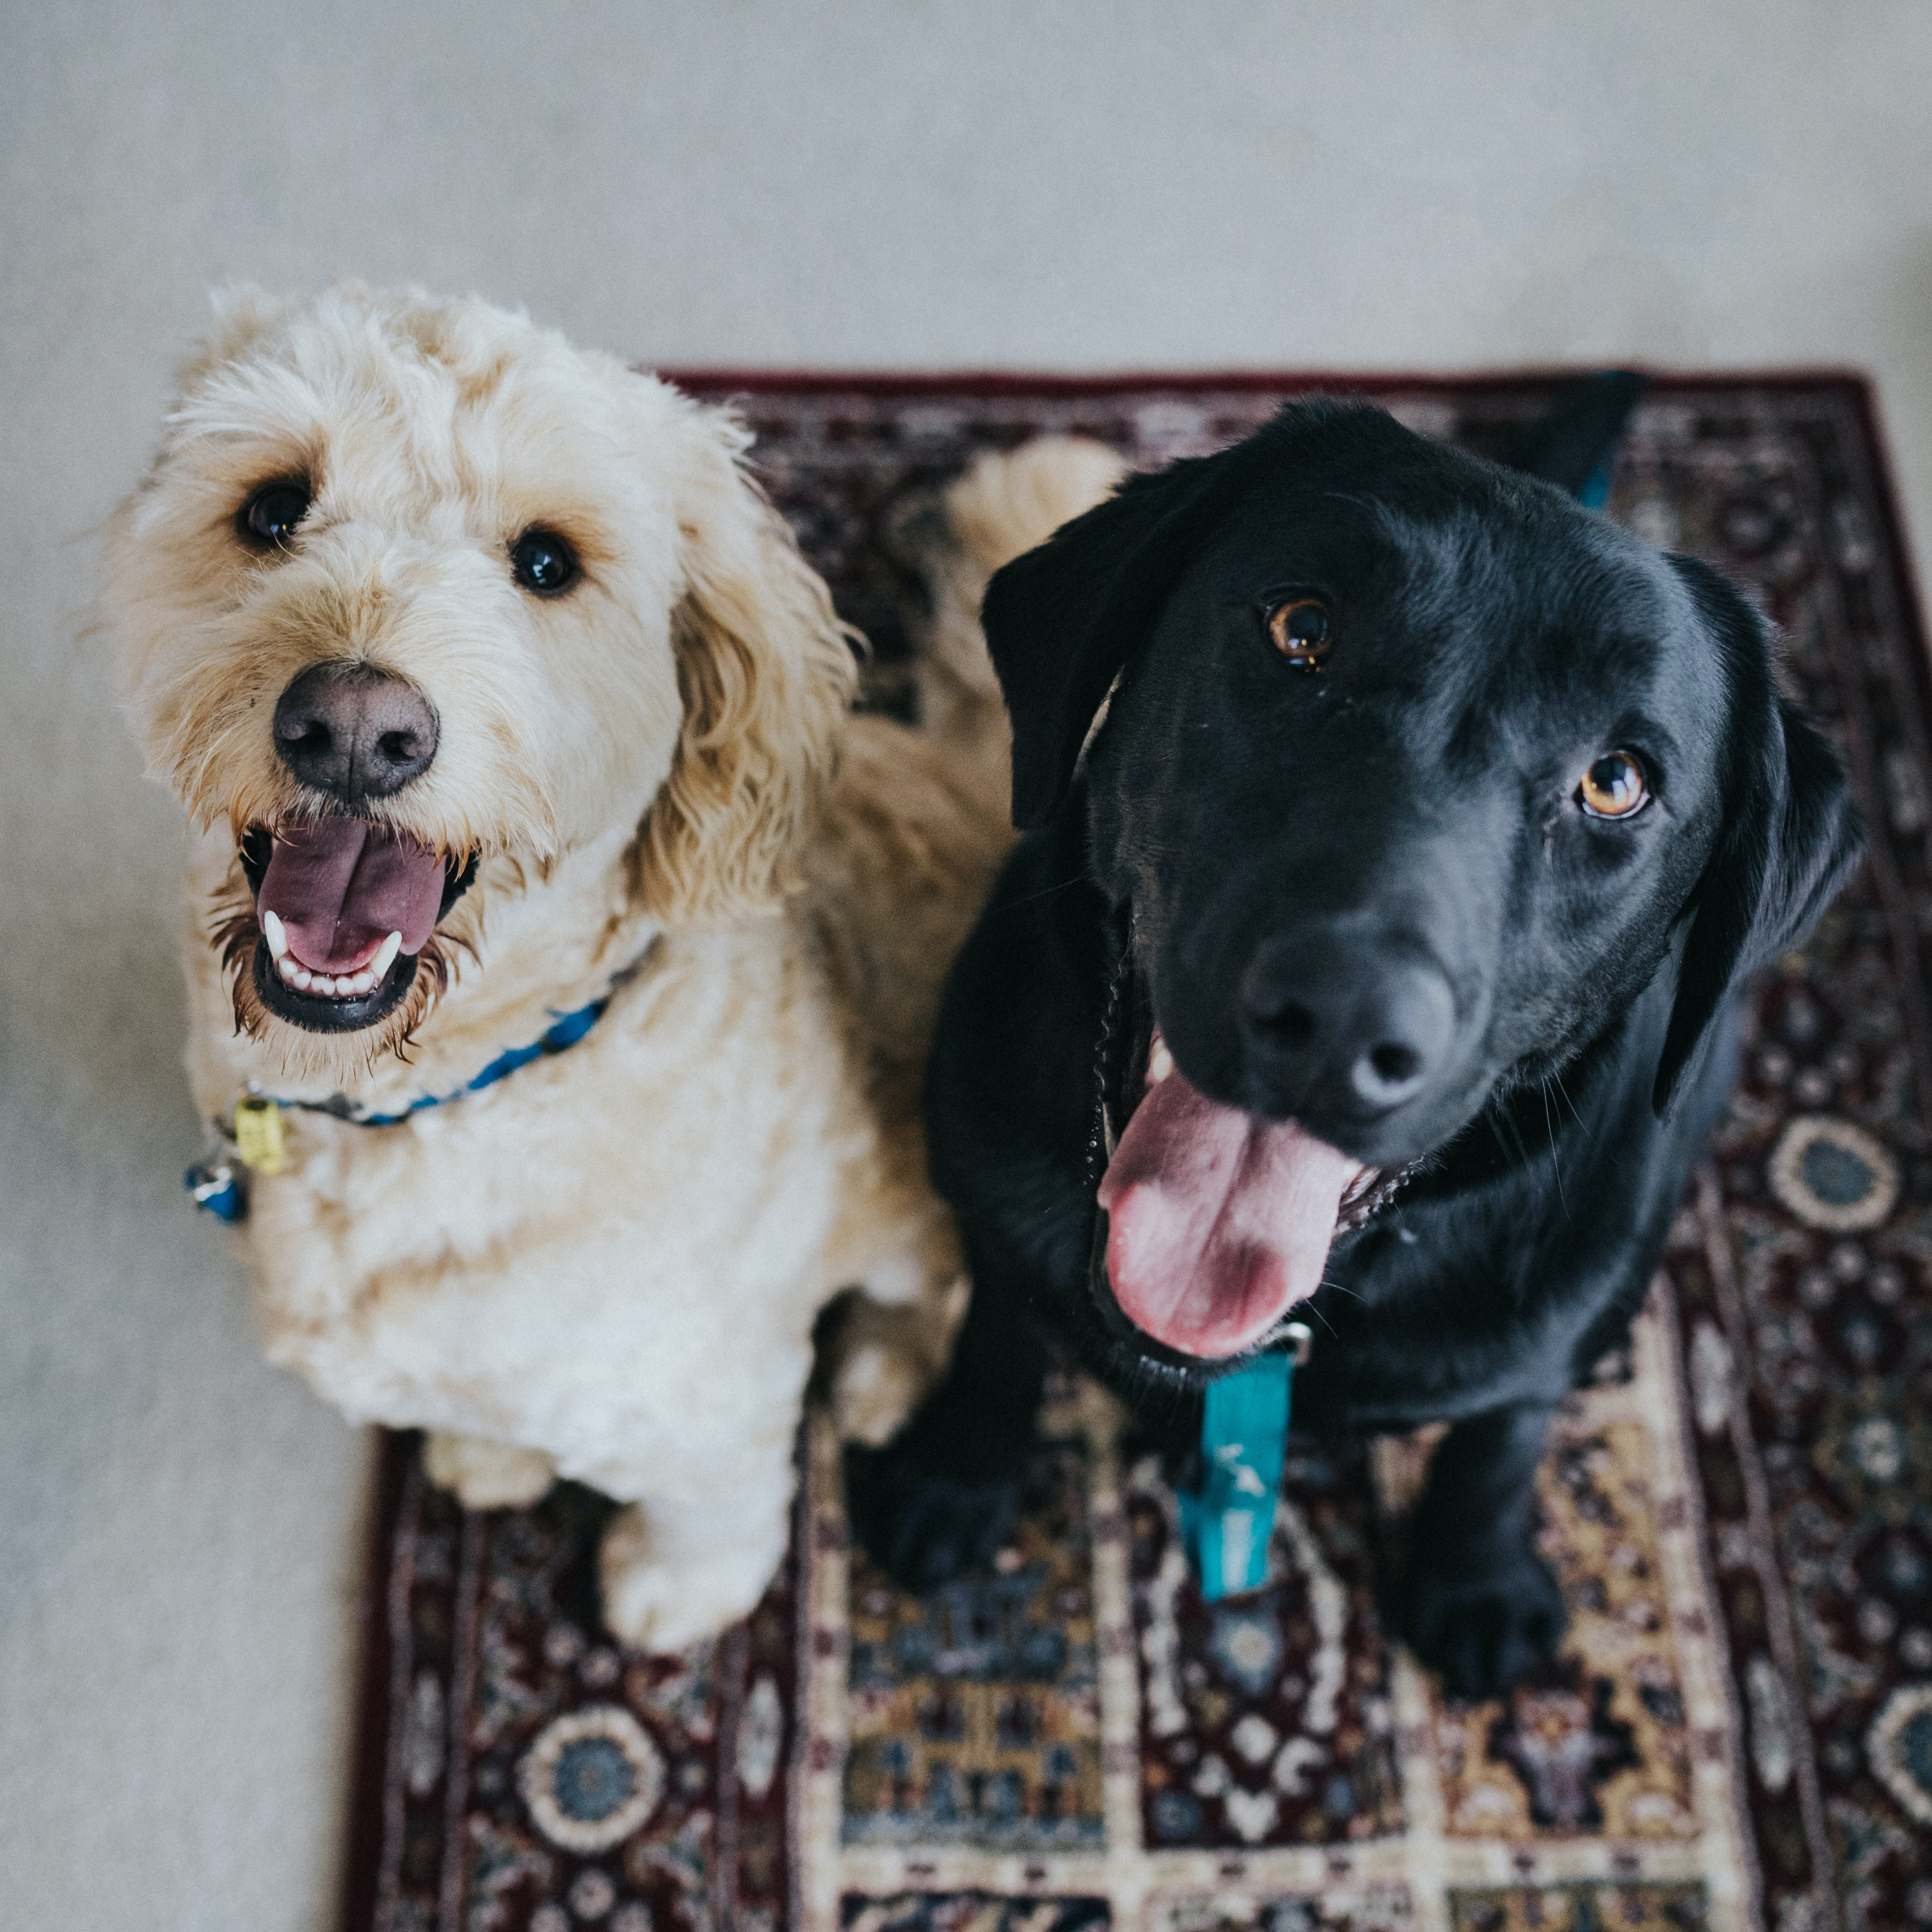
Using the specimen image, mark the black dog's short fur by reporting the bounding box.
[849,400,1863,1699]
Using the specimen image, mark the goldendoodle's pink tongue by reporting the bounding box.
[257,820,444,971]
[1096,1040,1363,1358]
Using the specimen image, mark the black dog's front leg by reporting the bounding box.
[1398,1402,1568,1700]
[844,1253,1048,1592]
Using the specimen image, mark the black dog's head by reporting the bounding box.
[983,399,1861,1362]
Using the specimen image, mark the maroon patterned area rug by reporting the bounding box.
[340,374,1932,1932]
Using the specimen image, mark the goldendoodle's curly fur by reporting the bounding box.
[103,282,1115,1647]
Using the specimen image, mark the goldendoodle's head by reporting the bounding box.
[104,284,856,1073]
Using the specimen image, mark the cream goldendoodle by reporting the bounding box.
[103,282,1116,1648]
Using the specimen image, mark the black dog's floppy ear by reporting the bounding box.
[982,434,1275,829]
[1652,554,1865,1114]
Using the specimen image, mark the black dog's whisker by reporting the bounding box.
[1492,1100,1534,1177]
[994,870,1096,914]
[1539,1080,1571,1223]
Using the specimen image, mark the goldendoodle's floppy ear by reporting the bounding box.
[632,398,860,921]
[1651,555,1864,1113]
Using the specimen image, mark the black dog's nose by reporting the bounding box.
[272,662,439,803]
[1240,930,1456,1118]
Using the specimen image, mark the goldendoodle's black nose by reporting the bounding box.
[272,662,439,802]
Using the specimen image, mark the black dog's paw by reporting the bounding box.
[843,1438,1024,1594]
[1400,1550,1569,1701]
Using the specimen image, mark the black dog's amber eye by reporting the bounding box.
[239,479,311,546]
[1266,595,1332,668]
[1577,750,1649,819]
[511,527,580,597]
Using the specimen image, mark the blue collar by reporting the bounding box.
[186,939,658,1219]
[271,984,619,1128]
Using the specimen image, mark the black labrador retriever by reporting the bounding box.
[849,398,1863,1700]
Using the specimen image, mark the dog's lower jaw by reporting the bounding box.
[251,935,421,1033]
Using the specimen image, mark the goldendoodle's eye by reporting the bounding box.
[511,527,580,597]
[1577,750,1649,819]
[1265,595,1331,669]
[239,480,311,546]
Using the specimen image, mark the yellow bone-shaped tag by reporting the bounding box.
[233,1096,286,1175]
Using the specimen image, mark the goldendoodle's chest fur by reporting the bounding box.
[243,927,861,1464]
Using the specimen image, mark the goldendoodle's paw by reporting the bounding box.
[843,1438,1024,1595]
[422,1432,557,1509]
[1400,1549,1568,1701]
[597,1506,780,1654]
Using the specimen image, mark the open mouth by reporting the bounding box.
[238,820,476,1034]
[1088,952,1406,1364]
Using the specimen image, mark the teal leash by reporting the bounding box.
[1178,1321,1312,1599]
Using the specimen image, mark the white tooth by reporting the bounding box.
[277,955,298,982]
[327,975,348,996]
[261,909,288,960]
[292,968,313,990]
[371,930,403,978]
[1149,1040,1175,1084]
[352,971,375,994]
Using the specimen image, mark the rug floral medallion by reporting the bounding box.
[342,376,1932,1932]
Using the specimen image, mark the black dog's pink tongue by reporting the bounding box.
[257,820,445,972]
[1096,1040,1364,1358]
